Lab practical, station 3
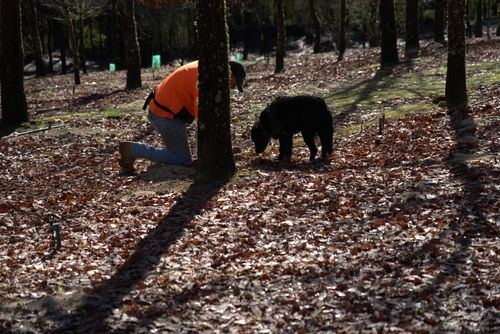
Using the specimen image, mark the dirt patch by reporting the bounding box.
[131,164,196,195]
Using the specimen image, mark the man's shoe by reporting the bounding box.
[119,142,136,174]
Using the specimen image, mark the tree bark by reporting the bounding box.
[256,14,268,58]
[337,0,346,61]
[274,0,285,73]
[109,0,118,65]
[465,1,473,38]
[242,8,250,60]
[196,0,235,181]
[309,0,321,54]
[0,0,29,126]
[56,21,68,74]
[405,0,419,57]
[474,0,483,37]
[47,19,54,73]
[434,0,446,43]
[63,0,80,85]
[121,0,142,89]
[78,12,87,74]
[22,0,45,77]
[99,17,104,58]
[379,0,399,66]
[368,0,380,47]
[89,18,95,55]
[446,0,467,109]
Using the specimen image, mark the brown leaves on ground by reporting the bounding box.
[0,39,499,333]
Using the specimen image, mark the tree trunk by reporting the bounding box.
[57,21,68,74]
[256,14,266,57]
[0,0,29,126]
[121,0,142,89]
[242,6,252,60]
[196,0,236,181]
[362,23,367,48]
[99,17,104,58]
[474,0,483,37]
[275,0,285,73]
[434,0,446,43]
[368,0,380,47]
[22,0,45,77]
[63,1,80,85]
[89,18,95,55]
[446,0,467,109]
[309,0,321,54]
[485,0,491,40]
[379,0,399,66]
[109,0,118,64]
[189,5,197,59]
[47,19,54,73]
[337,0,346,61]
[79,13,87,74]
[405,0,419,57]
[465,1,473,38]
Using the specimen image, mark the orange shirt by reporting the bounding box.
[149,61,199,119]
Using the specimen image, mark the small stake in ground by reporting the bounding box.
[378,113,385,135]
[51,223,62,250]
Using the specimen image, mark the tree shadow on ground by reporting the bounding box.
[33,89,132,115]
[52,180,226,333]
[392,106,499,331]
[327,60,439,130]
[326,66,396,130]
[1,88,134,137]
[284,103,499,331]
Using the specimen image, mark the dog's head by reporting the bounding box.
[251,121,270,154]
[260,103,284,139]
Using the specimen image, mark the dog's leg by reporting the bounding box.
[319,124,333,158]
[278,134,293,161]
[302,131,318,160]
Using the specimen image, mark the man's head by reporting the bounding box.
[251,121,271,154]
[229,61,246,92]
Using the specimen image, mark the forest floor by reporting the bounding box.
[0,38,499,333]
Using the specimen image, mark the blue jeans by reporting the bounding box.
[130,110,192,166]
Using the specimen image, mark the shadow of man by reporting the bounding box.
[53,180,225,333]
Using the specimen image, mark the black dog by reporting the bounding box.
[251,95,333,161]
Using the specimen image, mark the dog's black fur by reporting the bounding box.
[251,95,333,161]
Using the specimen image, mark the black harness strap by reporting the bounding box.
[153,98,175,116]
[142,90,175,117]
[142,91,154,110]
